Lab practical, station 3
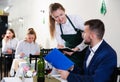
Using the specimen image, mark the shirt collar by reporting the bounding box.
[89,39,103,53]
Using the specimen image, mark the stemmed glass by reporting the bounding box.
[45,61,53,81]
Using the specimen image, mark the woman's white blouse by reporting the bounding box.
[15,40,40,58]
[55,15,86,51]
[2,38,19,53]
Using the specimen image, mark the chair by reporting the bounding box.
[29,49,52,71]
[112,67,120,82]
[29,54,39,71]
[0,53,2,80]
[41,48,53,57]
[1,53,15,77]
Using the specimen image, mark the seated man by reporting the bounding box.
[58,19,117,82]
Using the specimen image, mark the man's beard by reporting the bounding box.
[84,41,91,45]
[84,39,92,45]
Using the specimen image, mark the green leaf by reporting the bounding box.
[100,0,107,15]
[42,17,45,24]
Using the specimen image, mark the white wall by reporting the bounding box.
[6,0,120,64]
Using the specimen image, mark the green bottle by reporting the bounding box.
[37,51,45,82]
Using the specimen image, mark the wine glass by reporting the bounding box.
[45,61,53,80]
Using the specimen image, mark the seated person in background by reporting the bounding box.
[58,19,117,82]
[15,28,40,59]
[10,28,40,76]
[2,28,18,70]
[2,28,18,54]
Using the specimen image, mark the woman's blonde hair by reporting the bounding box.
[49,3,65,39]
[25,28,37,42]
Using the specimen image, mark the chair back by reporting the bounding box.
[1,53,15,77]
[29,54,39,70]
[41,48,53,57]
[111,67,120,82]
[0,53,2,80]
[29,49,52,71]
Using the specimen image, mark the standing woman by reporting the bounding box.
[49,3,87,68]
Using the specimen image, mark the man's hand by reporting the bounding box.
[57,69,70,80]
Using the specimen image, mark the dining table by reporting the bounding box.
[1,75,67,82]
[9,58,67,82]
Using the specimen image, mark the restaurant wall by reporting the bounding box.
[7,0,120,64]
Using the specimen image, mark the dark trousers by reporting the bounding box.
[1,53,14,77]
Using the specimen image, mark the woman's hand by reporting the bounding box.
[72,47,80,52]
[63,51,73,56]
[34,52,40,55]
[20,53,25,58]
[4,35,10,42]
[6,48,13,54]
[57,44,64,48]
[63,47,80,56]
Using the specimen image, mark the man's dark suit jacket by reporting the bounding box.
[67,40,117,82]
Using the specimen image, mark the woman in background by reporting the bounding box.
[2,28,18,54]
[2,28,18,71]
[10,28,40,77]
[15,28,40,58]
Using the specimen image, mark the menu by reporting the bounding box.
[44,48,74,70]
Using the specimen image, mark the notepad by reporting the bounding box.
[44,48,74,70]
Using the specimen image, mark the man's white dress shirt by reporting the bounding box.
[86,40,103,67]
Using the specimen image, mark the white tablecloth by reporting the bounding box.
[10,59,28,77]
[1,77,67,82]
[1,77,22,82]
[9,59,67,82]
